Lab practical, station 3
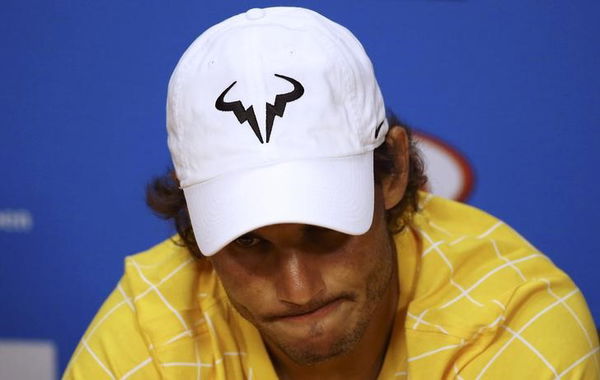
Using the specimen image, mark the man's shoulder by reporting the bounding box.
[401,194,599,378]
[416,192,524,240]
[64,238,259,378]
[415,192,543,261]
[406,193,576,337]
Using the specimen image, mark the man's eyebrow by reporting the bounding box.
[304,225,326,231]
[303,225,334,235]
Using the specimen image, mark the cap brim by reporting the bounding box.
[183,151,374,256]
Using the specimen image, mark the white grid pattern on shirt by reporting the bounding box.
[439,253,542,310]
[421,239,445,258]
[490,239,526,281]
[132,257,194,302]
[77,253,254,378]
[408,310,448,334]
[474,287,580,379]
[130,258,192,337]
[415,220,540,318]
[82,338,116,380]
[67,255,194,379]
[542,279,596,349]
[502,324,559,377]
[541,279,600,374]
[194,338,202,380]
[558,347,600,379]
[66,297,131,375]
[414,218,598,379]
[407,342,464,363]
[474,315,505,338]
[118,283,135,311]
[476,221,503,239]
[419,229,486,309]
[491,299,506,311]
[429,221,452,237]
[203,312,226,378]
[119,357,152,380]
[162,362,214,368]
[449,236,468,246]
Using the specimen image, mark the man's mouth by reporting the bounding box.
[270,297,347,323]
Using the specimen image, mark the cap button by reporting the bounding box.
[245,8,265,20]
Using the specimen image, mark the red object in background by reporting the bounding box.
[413,131,475,202]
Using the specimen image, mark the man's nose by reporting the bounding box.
[275,252,325,306]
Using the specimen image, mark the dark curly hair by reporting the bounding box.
[146,112,427,259]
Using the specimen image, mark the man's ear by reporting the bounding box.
[381,126,409,210]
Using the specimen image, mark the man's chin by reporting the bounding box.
[261,316,368,366]
[280,340,348,365]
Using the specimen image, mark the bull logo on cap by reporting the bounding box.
[215,74,304,143]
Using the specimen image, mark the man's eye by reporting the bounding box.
[234,234,262,248]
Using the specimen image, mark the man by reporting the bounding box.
[64,7,599,379]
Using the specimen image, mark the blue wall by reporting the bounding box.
[1,1,598,376]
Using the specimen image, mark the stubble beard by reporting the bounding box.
[262,237,396,366]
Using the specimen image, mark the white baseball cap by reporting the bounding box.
[167,7,388,256]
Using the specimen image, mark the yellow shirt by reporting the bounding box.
[63,194,599,379]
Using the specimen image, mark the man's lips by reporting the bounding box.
[267,297,347,323]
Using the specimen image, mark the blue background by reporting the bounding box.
[1,1,598,377]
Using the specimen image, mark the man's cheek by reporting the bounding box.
[225,278,272,314]
[326,251,372,286]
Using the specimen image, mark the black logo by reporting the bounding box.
[215,74,304,143]
[374,120,384,139]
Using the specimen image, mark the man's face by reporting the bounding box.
[208,189,398,365]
